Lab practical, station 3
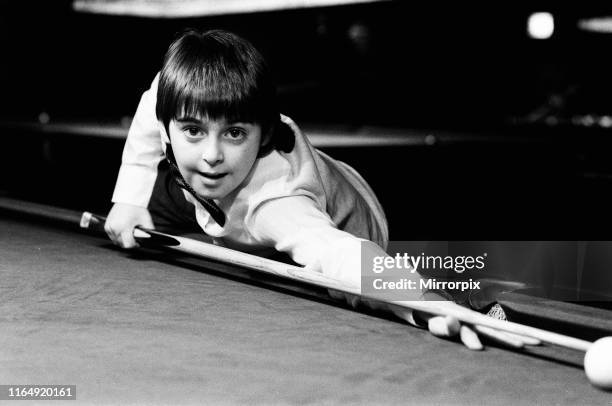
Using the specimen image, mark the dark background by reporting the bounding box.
[2,1,612,239]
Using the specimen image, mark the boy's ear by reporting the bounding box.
[262,127,273,147]
[271,120,295,153]
[257,120,295,157]
[257,127,275,158]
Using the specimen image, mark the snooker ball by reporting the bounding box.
[584,337,612,389]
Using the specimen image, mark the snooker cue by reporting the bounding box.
[0,196,595,353]
[79,211,595,353]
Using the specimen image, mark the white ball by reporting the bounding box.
[584,337,612,389]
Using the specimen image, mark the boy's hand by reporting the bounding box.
[386,299,486,351]
[104,203,154,249]
[328,290,528,351]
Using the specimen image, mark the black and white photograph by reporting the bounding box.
[1,1,612,404]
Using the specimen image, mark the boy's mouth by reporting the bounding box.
[199,171,228,180]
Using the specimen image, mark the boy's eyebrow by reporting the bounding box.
[175,116,203,123]
[175,116,255,126]
[225,120,255,126]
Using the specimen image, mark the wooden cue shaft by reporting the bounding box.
[80,210,593,353]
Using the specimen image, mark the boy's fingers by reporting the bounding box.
[103,222,117,241]
[427,316,484,351]
[326,294,537,351]
[427,315,461,337]
[139,215,155,230]
[459,325,484,350]
[118,230,138,249]
[473,325,525,349]
[502,332,541,346]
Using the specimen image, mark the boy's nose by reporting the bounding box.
[201,139,223,166]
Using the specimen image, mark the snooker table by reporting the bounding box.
[1,213,611,405]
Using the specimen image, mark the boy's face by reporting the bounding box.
[168,115,263,200]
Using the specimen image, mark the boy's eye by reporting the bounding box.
[183,126,203,137]
[226,128,246,140]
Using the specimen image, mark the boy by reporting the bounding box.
[106,29,514,349]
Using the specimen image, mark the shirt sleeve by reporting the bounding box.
[248,195,429,326]
[111,73,164,207]
[247,195,371,289]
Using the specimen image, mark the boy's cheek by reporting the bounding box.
[175,152,198,168]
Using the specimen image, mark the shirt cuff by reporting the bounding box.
[111,164,159,207]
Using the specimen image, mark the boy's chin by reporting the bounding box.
[192,186,229,201]
[195,190,226,200]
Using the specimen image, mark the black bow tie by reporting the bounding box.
[165,144,227,227]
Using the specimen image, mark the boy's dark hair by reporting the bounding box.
[157,29,292,152]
